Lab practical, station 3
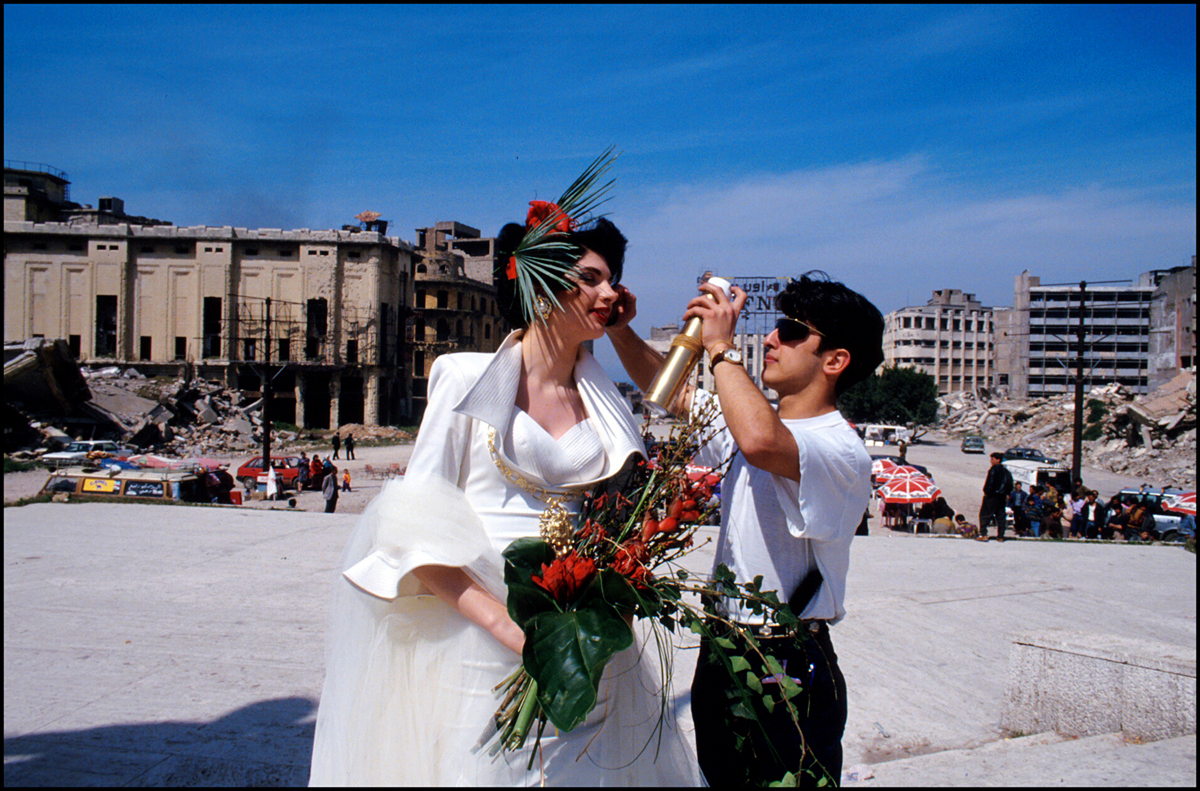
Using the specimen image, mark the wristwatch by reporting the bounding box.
[709,346,744,374]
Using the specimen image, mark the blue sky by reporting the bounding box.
[5,4,1196,379]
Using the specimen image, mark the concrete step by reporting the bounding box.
[843,731,1197,787]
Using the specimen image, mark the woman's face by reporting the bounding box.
[546,249,618,342]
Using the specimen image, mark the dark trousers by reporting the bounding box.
[324,495,338,513]
[979,495,1007,539]
[691,623,847,787]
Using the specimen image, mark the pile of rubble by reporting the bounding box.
[330,423,414,443]
[82,366,271,456]
[939,370,1197,487]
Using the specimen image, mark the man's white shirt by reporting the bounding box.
[691,389,872,624]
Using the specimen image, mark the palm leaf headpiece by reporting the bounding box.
[504,147,618,326]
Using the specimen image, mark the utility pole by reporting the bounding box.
[1071,281,1086,489]
[262,297,272,494]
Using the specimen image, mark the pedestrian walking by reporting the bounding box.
[332,433,341,460]
[344,433,355,460]
[342,469,351,492]
[323,466,339,513]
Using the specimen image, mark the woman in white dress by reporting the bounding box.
[308,213,699,785]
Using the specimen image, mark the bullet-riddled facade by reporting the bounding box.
[4,215,415,428]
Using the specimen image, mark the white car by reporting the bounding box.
[41,440,131,469]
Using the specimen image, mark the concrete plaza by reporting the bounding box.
[4,500,1195,786]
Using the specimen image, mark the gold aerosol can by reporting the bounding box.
[643,276,733,417]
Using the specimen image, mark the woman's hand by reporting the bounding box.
[413,565,525,656]
[684,282,747,354]
[604,284,638,332]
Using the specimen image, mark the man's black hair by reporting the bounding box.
[493,217,627,329]
[774,271,884,396]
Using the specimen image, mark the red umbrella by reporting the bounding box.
[1162,491,1195,516]
[871,458,900,476]
[880,476,942,504]
[875,464,926,485]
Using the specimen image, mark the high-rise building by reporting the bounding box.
[1005,264,1195,399]
[410,222,509,419]
[881,289,998,396]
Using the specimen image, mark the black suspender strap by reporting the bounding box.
[788,565,824,619]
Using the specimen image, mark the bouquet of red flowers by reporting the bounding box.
[489,402,821,785]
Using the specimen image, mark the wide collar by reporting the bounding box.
[452,330,645,486]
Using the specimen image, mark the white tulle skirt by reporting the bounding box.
[308,478,700,786]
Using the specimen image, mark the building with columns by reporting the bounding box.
[4,162,417,428]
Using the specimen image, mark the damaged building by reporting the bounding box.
[1003,264,1196,399]
[410,222,508,416]
[4,162,419,428]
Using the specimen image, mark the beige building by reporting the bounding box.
[5,163,417,428]
[882,289,998,396]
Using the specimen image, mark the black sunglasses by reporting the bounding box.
[774,317,825,343]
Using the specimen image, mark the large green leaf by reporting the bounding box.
[522,604,632,731]
[503,538,559,624]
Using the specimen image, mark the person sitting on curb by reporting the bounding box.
[955,513,979,539]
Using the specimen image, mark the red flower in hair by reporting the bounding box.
[531,552,597,604]
[506,255,518,281]
[526,200,573,234]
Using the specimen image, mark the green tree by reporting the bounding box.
[838,366,939,426]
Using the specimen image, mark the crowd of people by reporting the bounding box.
[882,454,1194,544]
[1000,481,1193,542]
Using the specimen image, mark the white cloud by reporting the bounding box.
[592,156,1195,381]
[617,157,1194,317]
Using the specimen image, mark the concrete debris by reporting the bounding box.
[939,370,1197,488]
[329,423,414,443]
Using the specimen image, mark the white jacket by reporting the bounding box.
[343,330,645,601]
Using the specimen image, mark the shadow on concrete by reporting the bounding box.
[4,697,315,787]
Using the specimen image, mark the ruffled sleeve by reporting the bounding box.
[342,355,504,601]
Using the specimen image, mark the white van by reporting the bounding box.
[1002,459,1072,495]
[862,424,914,447]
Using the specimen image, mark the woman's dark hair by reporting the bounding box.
[493,217,627,328]
[774,270,884,395]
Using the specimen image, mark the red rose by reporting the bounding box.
[526,200,572,234]
[531,552,597,604]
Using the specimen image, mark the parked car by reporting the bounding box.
[235,456,303,490]
[1002,447,1059,465]
[1113,487,1191,542]
[960,436,986,454]
[41,440,133,469]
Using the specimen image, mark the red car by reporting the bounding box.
[235,456,303,489]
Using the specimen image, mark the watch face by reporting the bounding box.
[725,350,743,364]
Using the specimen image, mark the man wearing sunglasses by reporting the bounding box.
[608,271,884,787]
